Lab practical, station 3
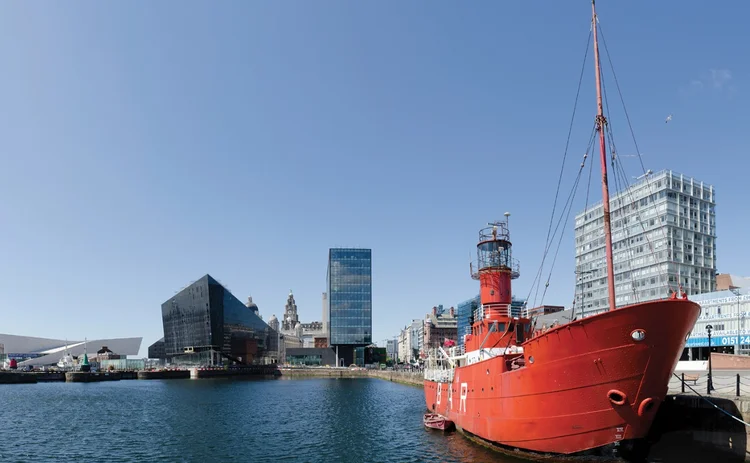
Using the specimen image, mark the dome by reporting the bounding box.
[269,314,278,322]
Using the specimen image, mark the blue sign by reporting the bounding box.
[685,336,750,348]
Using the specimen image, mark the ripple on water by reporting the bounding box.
[0,378,554,463]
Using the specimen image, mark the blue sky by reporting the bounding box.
[1,1,747,356]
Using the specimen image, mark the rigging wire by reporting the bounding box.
[540,132,598,306]
[599,68,640,304]
[575,138,596,318]
[674,373,750,428]
[527,29,592,309]
[598,21,675,297]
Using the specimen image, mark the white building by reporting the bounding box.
[386,338,398,363]
[575,170,716,316]
[685,287,750,358]
[397,329,409,364]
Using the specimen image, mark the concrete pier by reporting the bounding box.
[65,372,124,382]
[190,365,281,379]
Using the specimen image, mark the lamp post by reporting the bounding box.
[730,288,742,355]
[706,324,714,394]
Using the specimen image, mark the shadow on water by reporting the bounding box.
[647,395,747,463]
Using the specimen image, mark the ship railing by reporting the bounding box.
[470,258,521,280]
[424,368,455,383]
[448,345,465,357]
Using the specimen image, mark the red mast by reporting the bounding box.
[591,0,616,312]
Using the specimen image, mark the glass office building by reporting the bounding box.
[457,296,480,350]
[327,248,372,346]
[161,274,272,365]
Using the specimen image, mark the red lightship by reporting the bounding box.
[422,1,700,460]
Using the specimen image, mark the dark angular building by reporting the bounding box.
[355,346,387,367]
[148,338,166,359]
[161,274,273,365]
[327,248,372,366]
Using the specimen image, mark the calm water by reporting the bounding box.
[0,377,523,463]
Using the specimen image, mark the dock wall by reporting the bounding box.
[138,370,190,380]
[0,372,37,384]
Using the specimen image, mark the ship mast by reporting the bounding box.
[591,0,616,312]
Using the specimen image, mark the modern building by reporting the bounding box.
[0,334,142,367]
[574,170,716,316]
[424,305,457,351]
[457,296,480,350]
[684,287,750,358]
[327,248,372,366]
[286,347,337,366]
[386,338,398,363]
[148,338,166,360]
[161,274,275,366]
[355,346,387,367]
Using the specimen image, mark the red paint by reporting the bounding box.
[423,2,702,457]
[479,269,512,306]
[424,298,700,455]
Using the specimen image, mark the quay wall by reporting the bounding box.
[279,368,423,386]
[368,370,423,387]
[650,393,750,462]
[34,372,65,382]
[190,366,281,379]
[65,372,125,382]
[0,372,37,384]
[280,369,369,379]
[138,370,190,380]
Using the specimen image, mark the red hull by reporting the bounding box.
[423,299,700,457]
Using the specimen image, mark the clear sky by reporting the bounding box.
[1,1,747,356]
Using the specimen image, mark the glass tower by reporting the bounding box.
[327,248,372,346]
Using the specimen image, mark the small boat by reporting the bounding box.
[423,413,454,431]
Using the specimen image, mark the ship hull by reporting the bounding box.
[423,299,700,458]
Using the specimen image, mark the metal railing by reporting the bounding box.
[472,304,529,320]
[670,372,750,397]
[424,368,455,383]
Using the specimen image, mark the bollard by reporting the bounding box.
[681,372,685,393]
[737,374,741,397]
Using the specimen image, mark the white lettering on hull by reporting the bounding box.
[460,383,468,413]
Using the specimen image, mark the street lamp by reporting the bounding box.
[706,324,714,394]
[730,288,742,355]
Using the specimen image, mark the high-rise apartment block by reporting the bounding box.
[574,170,716,316]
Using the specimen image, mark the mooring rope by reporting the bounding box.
[672,372,750,427]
